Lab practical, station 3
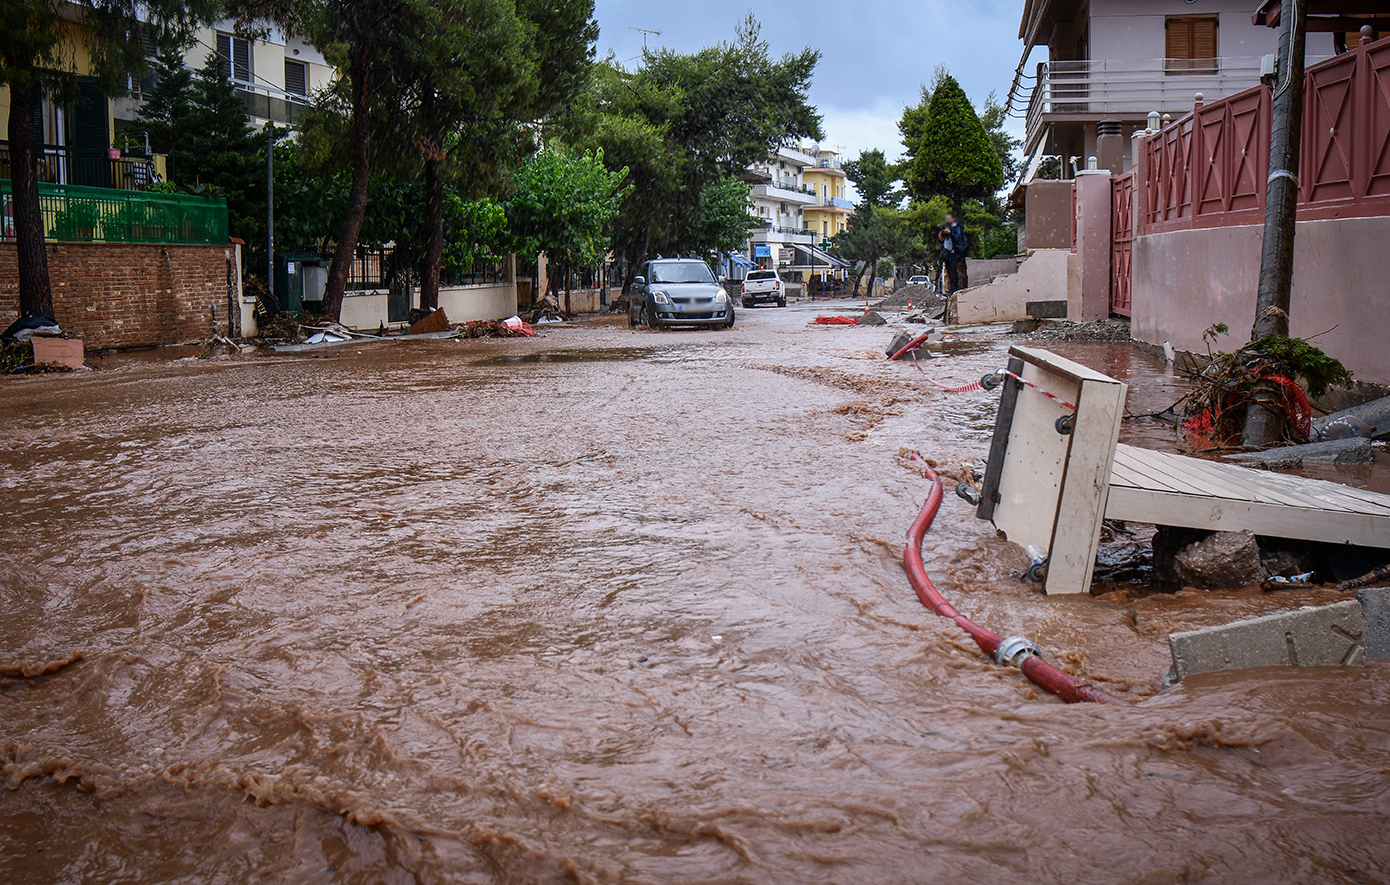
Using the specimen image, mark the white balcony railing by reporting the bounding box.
[1022,57,1266,146]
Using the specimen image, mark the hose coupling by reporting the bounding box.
[994,636,1041,669]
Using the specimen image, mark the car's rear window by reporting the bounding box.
[748,271,777,280]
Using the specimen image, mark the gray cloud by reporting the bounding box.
[593,1,1027,162]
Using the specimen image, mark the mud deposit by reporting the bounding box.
[3,305,1387,883]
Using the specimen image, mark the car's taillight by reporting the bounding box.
[741,282,746,293]
[774,281,781,289]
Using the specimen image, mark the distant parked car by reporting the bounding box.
[740,269,786,308]
[629,259,735,329]
[907,274,935,290]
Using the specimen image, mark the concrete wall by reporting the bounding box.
[1132,215,1390,384]
[1024,180,1074,250]
[0,242,238,349]
[338,291,390,331]
[438,284,518,323]
[953,250,1072,325]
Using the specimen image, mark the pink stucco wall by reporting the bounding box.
[1131,216,1390,384]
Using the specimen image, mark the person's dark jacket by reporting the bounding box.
[948,222,968,257]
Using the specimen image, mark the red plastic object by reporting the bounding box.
[811,315,860,326]
[903,458,1122,706]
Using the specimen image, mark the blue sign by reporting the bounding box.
[753,244,771,258]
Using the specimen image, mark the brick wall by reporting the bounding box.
[0,242,238,349]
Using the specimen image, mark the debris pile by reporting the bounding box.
[1014,318,1132,343]
[877,284,944,314]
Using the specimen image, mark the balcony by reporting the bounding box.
[752,225,817,245]
[1022,57,1265,149]
[754,180,817,204]
[0,142,167,192]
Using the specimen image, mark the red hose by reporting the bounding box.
[889,333,932,362]
[904,458,1123,705]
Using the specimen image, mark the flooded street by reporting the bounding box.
[3,303,1388,884]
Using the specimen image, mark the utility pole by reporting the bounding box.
[1244,0,1308,447]
[266,123,276,311]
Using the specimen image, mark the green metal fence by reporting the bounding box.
[0,180,228,246]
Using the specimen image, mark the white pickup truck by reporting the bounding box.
[740,270,787,308]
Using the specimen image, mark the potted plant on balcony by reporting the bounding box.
[108,131,131,160]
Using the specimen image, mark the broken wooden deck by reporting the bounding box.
[1107,444,1390,549]
[977,347,1390,594]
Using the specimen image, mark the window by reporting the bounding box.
[217,31,253,82]
[284,59,307,96]
[1166,16,1218,74]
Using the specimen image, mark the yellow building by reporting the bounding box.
[801,145,853,246]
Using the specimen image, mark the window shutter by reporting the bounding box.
[1193,18,1218,62]
[284,59,307,96]
[217,32,232,79]
[233,38,251,82]
[1165,18,1193,61]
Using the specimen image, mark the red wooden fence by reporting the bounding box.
[1142,36,1390,233]
[1111,173,1134,317]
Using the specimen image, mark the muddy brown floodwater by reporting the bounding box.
[3,303,1388,884]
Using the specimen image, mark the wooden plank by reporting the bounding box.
[1106,485,1390,549]
[1044,376,1128,596]
[977,356,1025,522]
[1121,445,1390,514]
[992,359,1080,555]
[1009,346,1121,386]
[1113,447,1211,496]
[1129,447,1360,512]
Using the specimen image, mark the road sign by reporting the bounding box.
[778,248,795,263]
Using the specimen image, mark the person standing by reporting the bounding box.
[943,212,969,293]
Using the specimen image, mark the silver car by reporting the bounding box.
[629,259,735,329]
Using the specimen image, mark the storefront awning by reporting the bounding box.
[729,252,756,269]
[780,244,852,269]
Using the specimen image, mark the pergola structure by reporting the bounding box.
[1253,1,1390,34]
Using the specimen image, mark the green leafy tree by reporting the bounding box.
[980,91,1023,189]
[505,149,630,314]
[843,149,902,211]
[900,73,1004,215]
[829,207,908,299]
[377,0,598,311]
[1,0,224,316]
[577,17,821,290]
[138,50,263,245]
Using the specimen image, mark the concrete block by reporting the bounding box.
[30,337,84,368]
[1225,436,1374,467]
[1167,600,1365,682]
[1027,300,1067,319]
[1359,587,1390,660]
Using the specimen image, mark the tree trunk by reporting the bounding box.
[419,156,444,311]
[1244,0,1308,447]
[8,80,55,318]
[622,226,649,294]
[321,43,373,322]
[564,266,572,316]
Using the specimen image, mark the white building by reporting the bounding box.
[1008,0,1338,181]
[112,22,336,136]
[742,141,850,276]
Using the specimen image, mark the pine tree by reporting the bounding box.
[136,49,196,163]
[900,74,1003,214]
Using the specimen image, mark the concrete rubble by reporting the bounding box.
[1154,529,1267,589]
[1358,587,1390,660]
[1226,436,1375,468]
[1167,600,1365,682]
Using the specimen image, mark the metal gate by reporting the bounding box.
[1111,172,1134,317]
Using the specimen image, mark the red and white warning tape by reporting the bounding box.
[904,351,1076,412]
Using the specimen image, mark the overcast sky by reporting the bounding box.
[591,1,1029,164]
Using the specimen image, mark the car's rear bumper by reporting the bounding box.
[741,292,781,304]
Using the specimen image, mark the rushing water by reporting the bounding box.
[2,305,1387,884]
